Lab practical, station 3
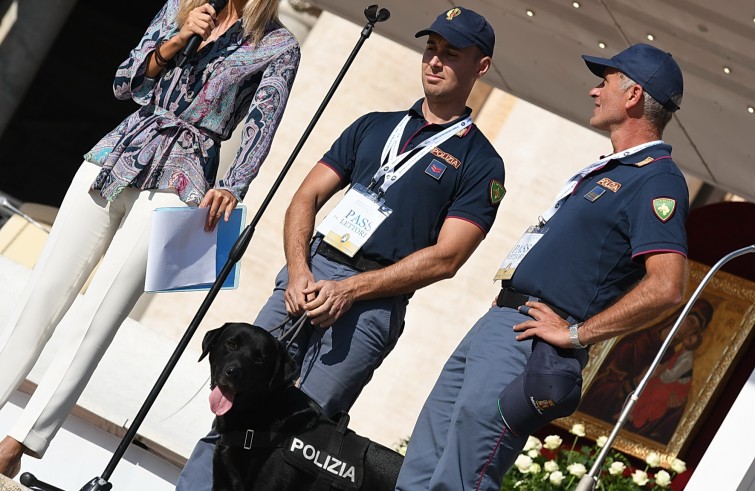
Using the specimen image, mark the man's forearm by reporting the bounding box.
[345,244,462,301]
[580,254,687,345]
[283,198,317,273]
[344,220,484,302]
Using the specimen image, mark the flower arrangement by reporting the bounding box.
[500,424,687,490]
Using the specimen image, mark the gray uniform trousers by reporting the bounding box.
[395,307,533,491]
[176,241,409,491]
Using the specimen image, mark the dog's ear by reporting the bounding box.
[270,340,298,390]
[198,324,229,362]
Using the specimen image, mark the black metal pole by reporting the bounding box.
[575,244,755,491]
[20,6,390,491]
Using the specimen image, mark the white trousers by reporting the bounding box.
[0,161,188,456]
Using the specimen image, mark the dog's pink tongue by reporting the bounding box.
[209,386,234,416]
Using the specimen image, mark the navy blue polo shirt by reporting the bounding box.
[509,143,688,321]
[319,99,505,264]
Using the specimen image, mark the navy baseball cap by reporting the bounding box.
[582,43,683,112]
[498,339,587,437]
[415,7,495,57]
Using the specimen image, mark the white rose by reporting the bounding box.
[394,438,410,456]
[645,451,661,468]
[655,470,672,488]
[567,463,587,478]
[550,471,565,485]
[571,423,586,437]
[528,449,540,459]
[544,435,563,450]
[515,455,533,473]
[544,460,559,473]
[632,469,649,486]
[596,436,608,448]
[523,435,542,452]
[671,458,687,474]
[528,463,542,474]
[608,461,626,476]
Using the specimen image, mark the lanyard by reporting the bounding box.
[369,114,472,195]
[539,140,664,224]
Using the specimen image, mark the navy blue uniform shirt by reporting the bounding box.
[319,99,505,264]
[509,143,688,321]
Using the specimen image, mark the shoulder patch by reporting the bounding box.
[652,198,676,222]
[636,156,655,167]
[490,179,506,205]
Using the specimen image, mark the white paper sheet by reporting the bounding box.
[145,207,217,292]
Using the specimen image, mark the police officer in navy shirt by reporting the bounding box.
[397,43,689,490]
[177,7,504,489]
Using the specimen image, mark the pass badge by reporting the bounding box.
[493,226,548,281]
[315,184,393,257]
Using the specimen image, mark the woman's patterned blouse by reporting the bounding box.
[85,0,300,204]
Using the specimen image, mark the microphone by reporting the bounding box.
[177,0,229,67]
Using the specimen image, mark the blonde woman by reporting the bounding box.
[0,0,299,476]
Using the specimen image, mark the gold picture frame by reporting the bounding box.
[556,261,755,467]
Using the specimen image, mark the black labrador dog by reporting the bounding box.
[199,322,404,491]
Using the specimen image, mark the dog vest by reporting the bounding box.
[281,412,369,491]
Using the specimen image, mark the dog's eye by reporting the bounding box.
[225,340,237,350]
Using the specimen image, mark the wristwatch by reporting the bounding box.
[569,322,588,349]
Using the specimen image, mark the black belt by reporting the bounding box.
[315,239,389,272]
[496,287,572,321]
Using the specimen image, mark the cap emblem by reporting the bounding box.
[531,397,556,414]
[446,8,461,21]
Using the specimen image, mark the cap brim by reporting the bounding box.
[582,54,619,78]
[415,28,432,38]
[499,374,544,437]
[414,27,475,50]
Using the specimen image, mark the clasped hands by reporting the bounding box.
[284,271,355,328]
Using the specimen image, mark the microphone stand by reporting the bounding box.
[19,5,390,491]
[0,197,50,233]
[575,244,755,491]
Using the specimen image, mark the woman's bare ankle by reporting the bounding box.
[0,436,25,477]
[0,436,23,453]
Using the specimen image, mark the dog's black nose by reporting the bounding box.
[225,366,243,380]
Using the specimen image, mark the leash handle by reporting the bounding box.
[269,314,292,336]
[278,315,309,350]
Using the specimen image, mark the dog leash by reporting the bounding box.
[271,314,310,350]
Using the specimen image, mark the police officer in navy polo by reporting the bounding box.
[397,43,689,490]
[176,7,504,489]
